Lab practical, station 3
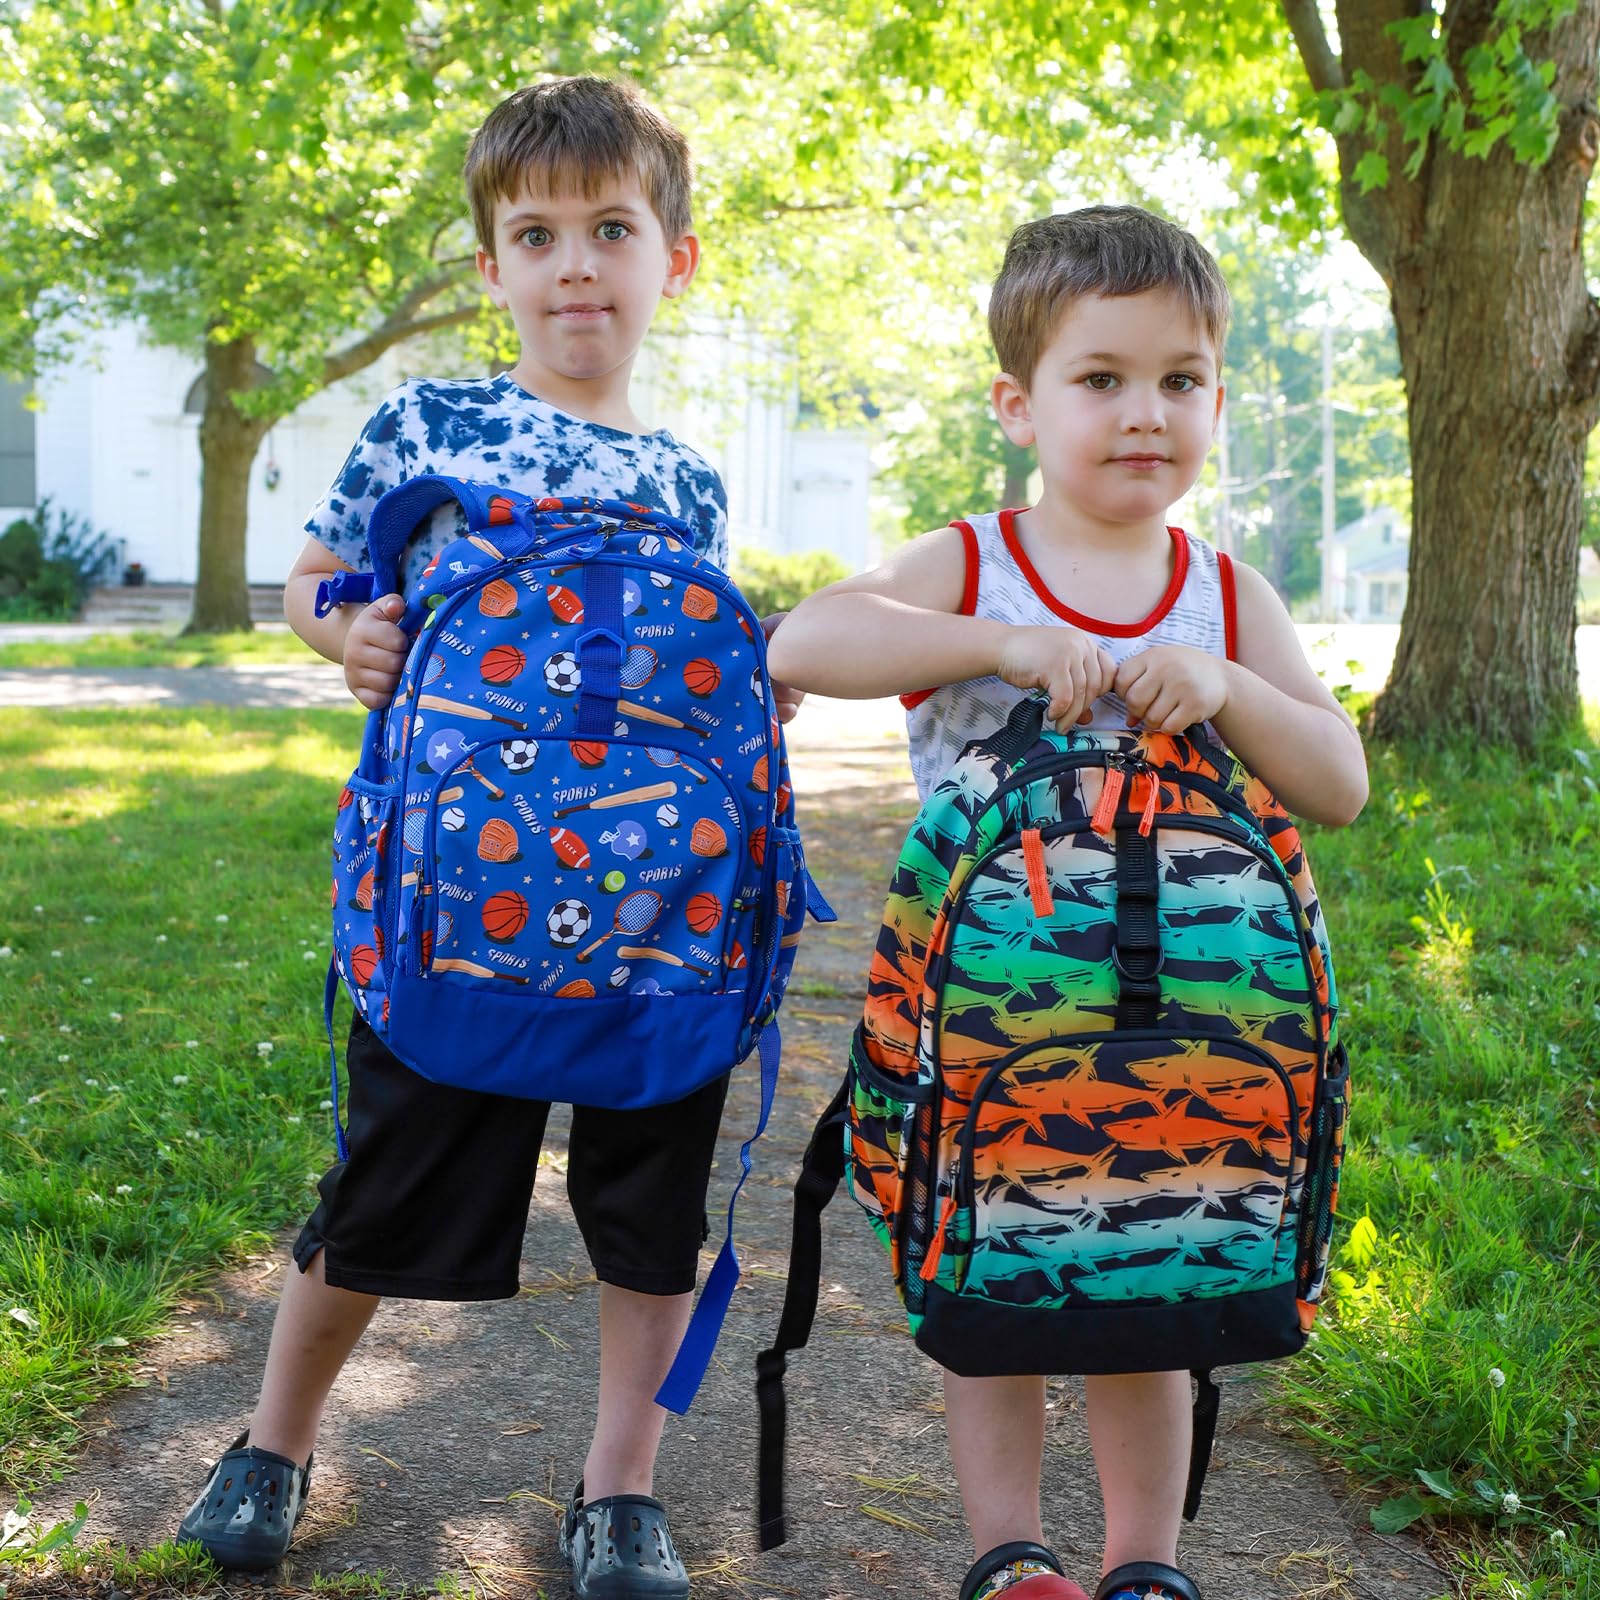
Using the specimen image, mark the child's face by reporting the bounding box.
[477,175,698,390]
[994,289,1224,529]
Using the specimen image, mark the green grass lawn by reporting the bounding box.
[1,706,1598,1597]
[0,629,322,669]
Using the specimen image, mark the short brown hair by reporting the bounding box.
[466,77,693,254]
[988,206,1230,385]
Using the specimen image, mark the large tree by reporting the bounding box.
[859,0,1598,743]
[0,0,1084,633]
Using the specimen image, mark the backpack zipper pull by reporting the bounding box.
[919,1194,956,1282]
[1138,767,1160,837]
[1021,827,1055,917]
[1091,756,1126,835]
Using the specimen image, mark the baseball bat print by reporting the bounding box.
[616,699,709,738]
[418,694,528,730]
[430,956,529,984]
[615,945,715,976]
[552,781,676,819]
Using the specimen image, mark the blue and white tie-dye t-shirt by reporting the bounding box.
[305,373,729,589]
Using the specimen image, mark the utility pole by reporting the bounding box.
[1320,317,1336,621]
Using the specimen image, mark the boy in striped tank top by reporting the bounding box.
[768,208,1367,1600]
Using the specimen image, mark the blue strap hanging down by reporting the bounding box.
[322,958,350,1162]
[575,563,625,738]
[654,1021,784,1414]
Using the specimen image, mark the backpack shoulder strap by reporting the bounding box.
[365,475,536,599]
[753,1076,850,1550]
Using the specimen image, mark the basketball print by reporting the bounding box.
[477,818,521,863]
[570,740,608,769]
[690,818,728,858]
[686,892,723,934]
[682,584,717,621]
[483,890,530,943]
[479,579,520,618]
[349,944,378,987]
[683,658,721,698]
[481,644,526,685]
[750,826,767,867]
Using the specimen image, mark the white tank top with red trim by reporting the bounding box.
[903,508,1236,799]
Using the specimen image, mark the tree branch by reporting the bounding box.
[322,301,485,387]
[1281,0,1344,93]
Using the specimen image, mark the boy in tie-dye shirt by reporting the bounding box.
[180,77,783,1599]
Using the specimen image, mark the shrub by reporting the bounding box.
[729,547,850,618]
[0,500,118,621]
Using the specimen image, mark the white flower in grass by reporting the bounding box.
[155,935,167,944]
[185,1040,199,1049]
[86,1193,104,1205]
[58,1024,72,1034]
[50,950,62,958]
[109,1012,122,1022]
[214,859,225,868]
[1501,1491,1521,1515]
[302,951,318,961]
[286,1115,301,1125]
[83,1079,99,1088]
[257,1041,274,1056]
[1552,1529,1567,1543]
[32,906,41,914]
[299,940,309,947]
[82,915,96,924]
[0,947,12,959]
[107,1083,123,1092]
[27,1094,43,1104]
[172,1075,189,1086]
[215,914,229,924]
[80,977,94,985]
[319,1100,333,1111]
[115,1184,132,1196]
[1488,1367,1506,1388]
[56,1055,69,1064]
[185,1130,201,1141]
[231,961,249,970]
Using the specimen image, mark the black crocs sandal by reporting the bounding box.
[559,1477,689,1599]
[961,1541,1088,1600]
[1096,1561,1203,1600]
[175,1430,312,1572]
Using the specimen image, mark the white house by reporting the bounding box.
[0,317,872,587]
[1331,502,1409,623]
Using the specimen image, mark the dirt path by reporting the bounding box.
[19,730,1450,1600]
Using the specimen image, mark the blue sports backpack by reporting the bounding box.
[316,474,834,1409]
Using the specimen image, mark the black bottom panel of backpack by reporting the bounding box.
[915,1281,1307,1376]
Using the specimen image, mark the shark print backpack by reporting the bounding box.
[755,695,1349,1546]
[317,473,834,1412]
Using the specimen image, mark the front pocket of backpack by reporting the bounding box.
[330,776,398,1019]
[954,1033,1298,1306]
[414,734,745,995]
[1295,1042,1350,1307]
[844,1023,932,1283]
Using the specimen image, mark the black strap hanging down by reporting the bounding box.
[1113,824,1161,1029]
[755,1079,849,1551]
[1183,1369,1222,1521]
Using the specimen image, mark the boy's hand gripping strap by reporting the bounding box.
[752,1079,849,1550]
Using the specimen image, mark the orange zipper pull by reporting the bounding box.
[1138,770,1160,836]
[1091,759,1125,835]
[1021,827,1055,917]
[919,1195,956,1282]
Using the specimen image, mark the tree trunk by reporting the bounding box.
[187,334,272,634]
[1322,1,1600,747]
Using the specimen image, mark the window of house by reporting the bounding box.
[0,377,36,507]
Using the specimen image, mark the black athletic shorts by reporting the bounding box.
[292,1015,730,1300]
